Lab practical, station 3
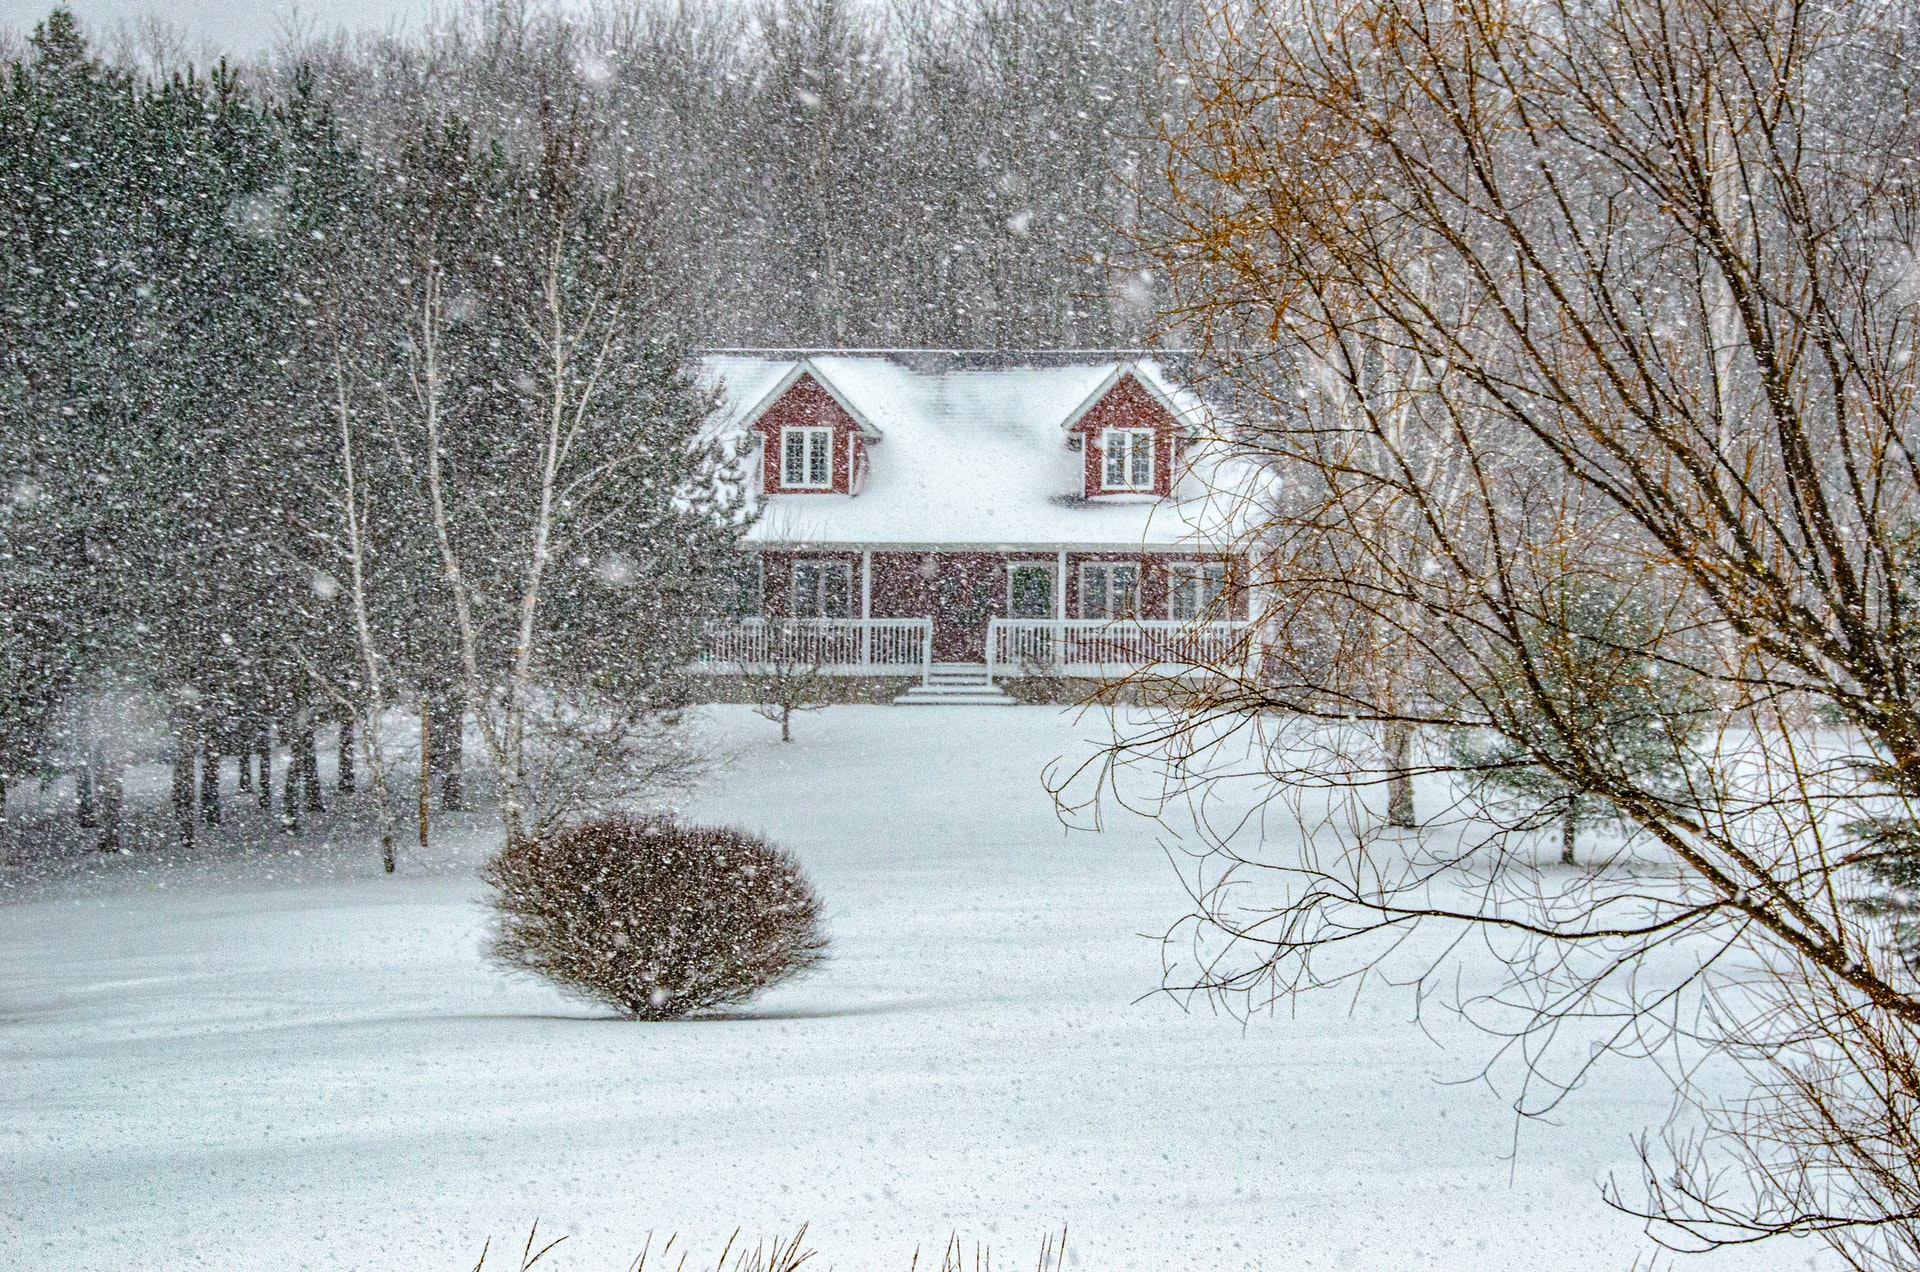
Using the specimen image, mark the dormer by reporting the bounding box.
[744,361,881,496]
[1061,365,1191,500]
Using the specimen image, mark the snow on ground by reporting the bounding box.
[1,706,1825,1270]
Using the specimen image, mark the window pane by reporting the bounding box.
[1113,565,1139,615]
[808,430,831,485]
[720,556,763,616]
[823,562,852,618]
[1082,565,1108,619]
[1105,433,1126,487]
[783,430,805,485]
[1171,568,1196,620]
[792,562,821,616]
[1011,566,1051,619]
[1130,431,1153,486]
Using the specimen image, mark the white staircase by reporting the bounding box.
[893,663,1017,706]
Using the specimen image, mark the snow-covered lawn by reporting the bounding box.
[1,707,1816,1270]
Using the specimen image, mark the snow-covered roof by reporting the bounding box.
[698,353,1252,550]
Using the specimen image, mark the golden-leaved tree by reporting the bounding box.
[1120,0,1920,1259]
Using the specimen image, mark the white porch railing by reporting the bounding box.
[699,618,934,683]
[986,619,1250,683]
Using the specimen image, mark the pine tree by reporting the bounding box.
[0,11,362,834]
[1450,582,1703,865]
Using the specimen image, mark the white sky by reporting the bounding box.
[0,1,423,55]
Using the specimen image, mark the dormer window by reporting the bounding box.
[1102,428,1154,490]
[782,426,833,488]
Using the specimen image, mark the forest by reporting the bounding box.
[0,0,1181,851]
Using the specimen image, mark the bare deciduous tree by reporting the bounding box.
[1115,0,1920,1258]
[749,619,833,743]
[316,94,745,852]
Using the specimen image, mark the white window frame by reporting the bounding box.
[790,558,853,618]
[1101,428,1155,491]
[1168,561,1228,620]
[1079,561,1140,620]
[781,426,834,489]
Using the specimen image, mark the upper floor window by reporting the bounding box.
[782,426,833,488]
[1169,562,1228,621]
[1102,428,1154,490]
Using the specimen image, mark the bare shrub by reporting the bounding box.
[482,816,828,1019]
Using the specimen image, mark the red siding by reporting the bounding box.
[870,551,1008,660]
[1068,374,1181,499]
[754,374,864,495]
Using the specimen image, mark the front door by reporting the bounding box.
[930,557,997,661]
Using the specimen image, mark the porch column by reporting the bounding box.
[1245,547,1266,681]
[1056,548,1068,620]
[860,548,873,667]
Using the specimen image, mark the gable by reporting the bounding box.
[1067,372,1184,499]
[752,372,866,495]
[1065,371,1182,438]
[754,372,861,435]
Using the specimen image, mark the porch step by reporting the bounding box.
[925,663,992,685]
[894,664,1016,706]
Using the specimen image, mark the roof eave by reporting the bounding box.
[734,357,885,441]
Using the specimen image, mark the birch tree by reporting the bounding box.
[345,106,743,850]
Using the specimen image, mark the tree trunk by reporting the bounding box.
[419,699,431,851]
[254,721,272,811]
[97,762,123,852]
[171,724,196,848]
[337,716,356,793]
[280,724,300,833]
[201,740,221,826]
[430,691,463,810]
[1561,804,1579,867]
[300,720,323,812]
[236,735,252,792]
[781,705,793,742]
[75,758,97,828]
[1384,720,1416,828]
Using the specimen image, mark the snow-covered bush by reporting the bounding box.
[482,816,827,1019]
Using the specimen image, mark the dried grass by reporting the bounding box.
[467,1224,1072,1272]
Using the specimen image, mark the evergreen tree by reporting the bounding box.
[0,9,360,833]
[1450,582,1704,865]
[1845,532,1920,971]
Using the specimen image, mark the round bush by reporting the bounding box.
[481,815,828,1019]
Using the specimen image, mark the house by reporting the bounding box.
[697,350,1255,698]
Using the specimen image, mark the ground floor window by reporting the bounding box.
[1079,561,1139,619]
[1008,563,1055,619]
[1168,561,1228,620]
[716,555,764,617]
[791,558,853,618]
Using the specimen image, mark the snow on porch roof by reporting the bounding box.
[697,352,1242,550]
